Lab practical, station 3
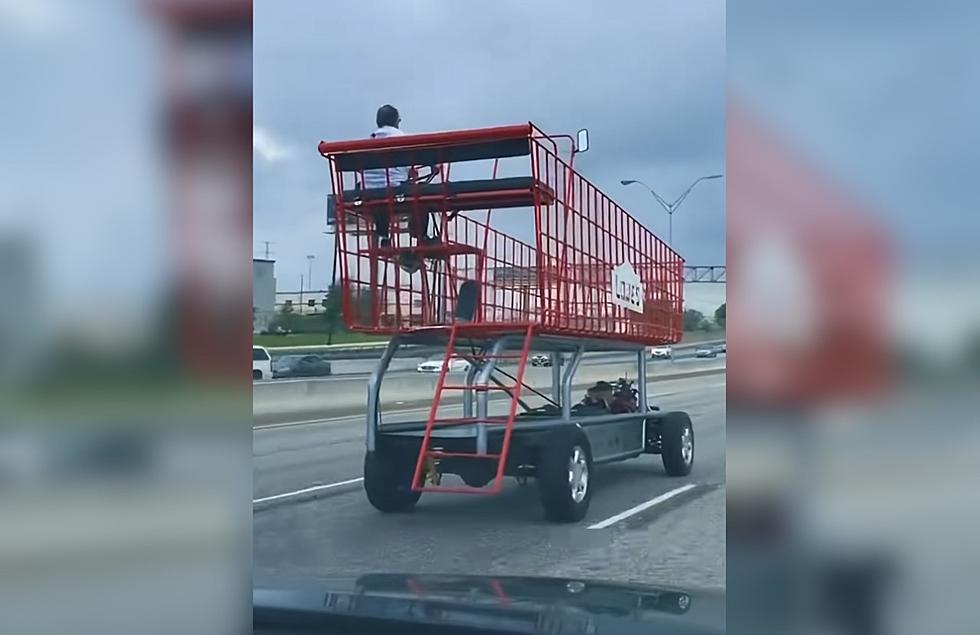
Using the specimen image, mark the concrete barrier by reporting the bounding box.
[253,359,725,421]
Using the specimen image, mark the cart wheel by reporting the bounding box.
[660,412,694,476]
[538,427,593,523]
[363,451,421,513]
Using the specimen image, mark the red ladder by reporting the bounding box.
[411,324,535,494]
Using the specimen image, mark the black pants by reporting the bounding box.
[373,208,432,241]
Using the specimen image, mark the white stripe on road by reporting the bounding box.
[587,484,697,529]
[252,477,364,504]
[253,417,337,431]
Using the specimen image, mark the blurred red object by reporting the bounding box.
[147,0,251,22]
[150,0,252,381]
[728,101,891,408]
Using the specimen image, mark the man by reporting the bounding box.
[363,104,407,192]
[363,105,436,249]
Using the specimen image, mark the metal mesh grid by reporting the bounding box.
[322,123,683,345]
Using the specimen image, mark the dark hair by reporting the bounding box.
[376,104,400,128]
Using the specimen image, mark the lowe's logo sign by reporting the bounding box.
[611,261,644,313]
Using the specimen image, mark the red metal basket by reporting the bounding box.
[318,123,683,345]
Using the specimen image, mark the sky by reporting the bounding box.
[253,0,727,314]
[727,1,980,350]
[728,1,980,262]
[0,0,166,333]
[1,1,973,332]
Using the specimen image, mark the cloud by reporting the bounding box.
[253,126,292,163]
[0,0,73,37]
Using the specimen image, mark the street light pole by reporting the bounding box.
[306,254,315,290]
[620,174,723,248]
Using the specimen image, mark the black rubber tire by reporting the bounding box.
[537,426,593,523]
[253,369,263,380]
[660,412,694,476]
[363,451,422,513]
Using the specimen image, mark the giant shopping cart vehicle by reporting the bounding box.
[318,123,694,522]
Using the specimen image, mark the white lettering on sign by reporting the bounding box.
[611,261,644,313]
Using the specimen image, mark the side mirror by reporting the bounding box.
[575,128,590,153]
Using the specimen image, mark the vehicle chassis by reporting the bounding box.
[366,331,692,493]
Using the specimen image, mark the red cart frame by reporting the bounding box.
[319,123,683,346]
[317,123,694,520]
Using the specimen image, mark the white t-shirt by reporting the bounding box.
[362,126,408,189]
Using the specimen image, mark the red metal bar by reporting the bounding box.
[411,325,459,490]
[489,325,534,494]
[428,451,500,459]
[327,122,682,345]
[415,485,498,495]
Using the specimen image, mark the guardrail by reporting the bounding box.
[267,340,395,353]
[253,358,726,422]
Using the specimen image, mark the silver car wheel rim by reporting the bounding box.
[568,446,589,503]
[680,426,693,464]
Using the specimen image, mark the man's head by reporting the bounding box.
[376,104,400,128]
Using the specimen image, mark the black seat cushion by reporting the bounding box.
[455,280,480,322]
[342,177,539,203]
[333,137,531,172]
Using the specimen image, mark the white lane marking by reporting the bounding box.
[587,484,697,529]
[253,407,431,431]
[252,477,364,504]
[253,417,337,431]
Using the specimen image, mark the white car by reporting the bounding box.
[649,346,672,360]
[417,358,471,373]
[253,345,272,380]
[530,354,552,367]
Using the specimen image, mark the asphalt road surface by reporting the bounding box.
[254,371,725,590]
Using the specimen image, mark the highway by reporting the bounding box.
[253,364,725,590]
[260,342,724,380]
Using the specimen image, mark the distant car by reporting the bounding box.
[716,342,726,353]
[649,346,672,360]
[530,354,552,367]
[695,346,718,358]
[273,355,333,378]
[417,358,471,373]
[253,346,272,380]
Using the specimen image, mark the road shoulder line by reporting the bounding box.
[253,477,364,507]
[587,483,697,529]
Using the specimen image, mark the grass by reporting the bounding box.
[253,331,389,348]
[679,329,725,344]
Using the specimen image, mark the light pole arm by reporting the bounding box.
[628,179,671,212]
[668,174,724,210]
